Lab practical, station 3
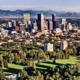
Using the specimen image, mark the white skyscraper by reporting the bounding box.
[62,18,67,26]
[67,23,72,31]
[61,18,67,31]
[8,21,12,28]
[23,13,30,28]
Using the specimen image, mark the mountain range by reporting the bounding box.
[0,9,80,18]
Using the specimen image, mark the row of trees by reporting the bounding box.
[0,42,79,80]
[0,42,79,67]
[0,68,8,80]
[18,64,80,80]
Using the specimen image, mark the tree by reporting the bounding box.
[18,69,29,80]
[55,72,60,80]
[8,53,14,63]
[14,55,21,64]
[0,55,3,67]
[3,59,8,68]
[53,58,56,64]
[0,55,3,62]
[67,48,74,55]
[0,68,6,80]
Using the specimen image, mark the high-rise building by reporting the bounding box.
[60,40,68,50]
[23,13,30,28]
[61,18,67,31]
[27,21,33,32]
[44,43,54,51]
[52,14,57,30]
[62,18,67,26]
[12,20,19,27]
[47,20,53,31]
[32,21,38,32]
[8,21,13,28]
[67,23,72,31]
[37,13,45,31]
[44,20,48,30]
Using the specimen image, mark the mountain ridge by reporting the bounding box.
[0,9,80,18]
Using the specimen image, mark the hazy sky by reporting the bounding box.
[0,0,80,12]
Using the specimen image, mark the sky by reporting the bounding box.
[0,0,80,12]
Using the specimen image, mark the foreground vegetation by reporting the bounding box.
[2,56,80,74]
[0,42,80,80]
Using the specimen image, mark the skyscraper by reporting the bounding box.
[47,20,53,31]
[32,21,38,32]
[61,18,67,31]
[52,14,57,30]
[37,13,45,31]
[23,13,30,28]
[67,23,72,31]
[62,18,66,26]
[8,21,13,28]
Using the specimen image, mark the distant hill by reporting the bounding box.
[0,9,80,18]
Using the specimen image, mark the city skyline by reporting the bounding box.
[0,0,80,12]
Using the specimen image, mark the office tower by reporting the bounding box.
[12,20,19,27]
[44,20,48,30]
[61,18,67,31]
[27,21,33,32]
[44,20,49,31]
[37,13,45,31]
[8,21,13,28]
[32,21,38,32]
[23,13,30,28]
[62,18,67,26]
[47,20,53,31]
[52,14,57,30]
[67,23,72,31]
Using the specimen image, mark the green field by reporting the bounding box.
[3,64,26,74]
[36,56,80,70]
[3,56,80,74]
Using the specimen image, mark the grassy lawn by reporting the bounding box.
[56,56,79,64]
[3,56,80,74]
[36,56,80,71]
[3,64,27,74]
